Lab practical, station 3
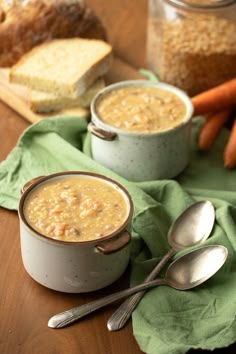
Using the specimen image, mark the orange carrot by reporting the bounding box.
[223,119,236,168]
[198,110,231,152]
[192,78,236,116]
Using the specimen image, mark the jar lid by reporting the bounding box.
[167,0,235,8]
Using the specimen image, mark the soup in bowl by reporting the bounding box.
[18,171,133,293]
[89,80,194,181]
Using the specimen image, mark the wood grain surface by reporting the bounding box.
[0,1,236,354]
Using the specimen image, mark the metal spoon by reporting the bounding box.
[107,200,215,331]
[48,244,227,329]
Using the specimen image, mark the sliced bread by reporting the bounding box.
[10,38,112,98]
[29,78,105,113]
[0,0,107,67]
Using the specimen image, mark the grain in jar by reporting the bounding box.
[147,0,236,96]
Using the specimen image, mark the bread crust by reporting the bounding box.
[0,0,107,67]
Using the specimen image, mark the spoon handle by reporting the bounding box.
[48,278,166,329]
[107,248,175,331]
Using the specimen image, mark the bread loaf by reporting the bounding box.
[0,0,107,67]
[10,38,112,98]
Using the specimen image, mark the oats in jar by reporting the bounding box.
[96,86,186,133]
[147,1,236,96]
[23,177,128,242]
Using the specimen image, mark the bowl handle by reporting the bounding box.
[88,122,117,141]
[21,176,44,194]
[95,230,131,255]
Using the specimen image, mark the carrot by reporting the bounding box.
[223,118,236,168]
[198,110,231,151]
[192,78,236,116]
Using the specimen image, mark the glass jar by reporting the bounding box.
[146,0,236,96]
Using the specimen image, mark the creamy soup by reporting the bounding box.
[96,86,187,133]
[23,177,128,242]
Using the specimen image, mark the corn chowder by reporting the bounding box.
[96,86,187,133]
[23,177,128,242]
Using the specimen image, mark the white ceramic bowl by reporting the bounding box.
[18,171,133,293]
[89,80,194,181]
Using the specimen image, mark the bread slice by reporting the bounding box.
[10,38,112,98]
[29,78,105,113]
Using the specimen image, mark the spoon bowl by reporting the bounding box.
[168,200,215,251]
[48,244,228,329]
[166,244,227,290]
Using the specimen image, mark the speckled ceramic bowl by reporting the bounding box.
[18,171,133,293]
[88,80,194,181]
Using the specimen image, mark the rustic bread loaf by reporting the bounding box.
[29,78,105,113]
[10,38,112,98]
[0,0,107,67]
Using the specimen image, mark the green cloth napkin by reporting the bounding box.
[1,115,236,354]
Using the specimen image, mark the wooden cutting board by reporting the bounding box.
[0,57,143,124]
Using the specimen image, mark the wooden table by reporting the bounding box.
[0,1,236,353]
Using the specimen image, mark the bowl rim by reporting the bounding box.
[90,80,194,137]
[18,171,134,246]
